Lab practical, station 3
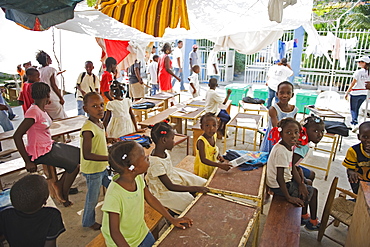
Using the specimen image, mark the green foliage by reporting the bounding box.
[87,0,97,7]
[234,51,246,73]
[343,5,370,29]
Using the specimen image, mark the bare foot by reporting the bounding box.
[89,222,102,231]
[63,200,74,207]
[51,181,66,203]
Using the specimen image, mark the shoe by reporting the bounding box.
[180,90,188,92]
[351,124,359,133]
[301,217,310,226]
[305,221,321,231]
[69,187,79,195]
[9,115,18,121]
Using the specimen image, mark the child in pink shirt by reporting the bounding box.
[14,82,80,207]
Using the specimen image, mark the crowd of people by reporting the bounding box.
[0,44,369,246]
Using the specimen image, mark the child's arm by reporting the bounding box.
[189,82,196,94]
[82,131,108,161]
[108,212,130,247]
[76,83,86,96]
[102,110,111,129]
[50,74,65,105]
[44,239,57,247]
[158,174,209,193]
[347,169,362,183]
[268,107,279,127]
[144,187,193,229]
[276,167,304,206]
[165,56,180,81]
[197,139,232,171]
[291,163,308,201]
[13,119,38,173]
[223,89,232,104]
[129,107,144,132]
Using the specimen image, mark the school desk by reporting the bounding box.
[145,92,180,109]
[153,193,259,247]
[169,106,204,135]
[224,113,263,153]
[187,99,232,115]
[138,103,186,128]
[132,98,165,121]
[238,100,268,126]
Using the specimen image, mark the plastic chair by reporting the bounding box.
[317,177,357,246]
[315,91,340,109]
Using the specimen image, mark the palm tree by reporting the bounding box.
[343,5,370,29]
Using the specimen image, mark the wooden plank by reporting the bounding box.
[0,149,17,157]
[138,104,185,128]
[259,195,301,247]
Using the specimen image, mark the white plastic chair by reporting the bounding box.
[315,91,340,109]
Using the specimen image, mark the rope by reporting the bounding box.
[52,27,64,96]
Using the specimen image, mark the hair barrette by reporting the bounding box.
[163,119,169,123]
[277,127,282,132]
[122,154,127,160]
[160,131,167,135]
[128,165,135,171]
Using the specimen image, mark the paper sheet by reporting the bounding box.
[236,118,257,128]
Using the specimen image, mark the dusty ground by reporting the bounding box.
[1,82,358,246]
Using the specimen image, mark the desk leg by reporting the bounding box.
[164,99,169,109]
[184,119,188,135]
[171,117,183,134]
[234,127,238,146]
[325,135,337,181]
[254,130,257,151]
[186,136,190,155]
[242,129,245,144]
[224,126,228,153]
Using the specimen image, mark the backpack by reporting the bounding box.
[242,96,265,105]
[119,134,152,149]
[132,102,156,109]
[75,72,97,98]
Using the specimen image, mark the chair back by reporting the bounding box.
[315,91,340,109]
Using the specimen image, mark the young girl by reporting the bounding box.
[345,56,370,132]
[101,141,192,247]
[293,115,326,183]
[103,81,144,138]
[194,113,232,179]
[260,81,298,153]
[266,118,320,231]
[80,92,112,230]
[13,82,80,207]
[36,50,67,120]
[145,122,209,213]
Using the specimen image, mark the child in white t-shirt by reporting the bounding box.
[188,65,200,98]
[147,55,159,96]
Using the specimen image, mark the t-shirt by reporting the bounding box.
[172,47,183,68]
[101,175,149,247]
[100,71,113,103]
[267,65,293,92]
[0,207,65,247]
[18,82,34,113]
[205,89,223,116]
[38,66,59,102]
[189,51,198,66]
[342,143,370,181]
[24,105,53,161]
[129,61,141,84]
[293,144,310,165]
[351,68,370,96]
[188,73,200,95]
[147,61,158,85]
[206,51,219,76]
[266,142,293,188]
[80,120,109,174]
[76,72,100,101]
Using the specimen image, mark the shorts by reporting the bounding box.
[299,165,311,179]
[270,180,314,203]
[34,142,80,173]
[129,82,144,98]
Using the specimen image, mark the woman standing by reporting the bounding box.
[345,56,370,132]
[158,43,180,93]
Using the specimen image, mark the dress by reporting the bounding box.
[106,99,135,138]
[260,103,298,153]
[194,135,219,179]
[38,66,67,120]
[158,54,173,91]
[145,151,207,213]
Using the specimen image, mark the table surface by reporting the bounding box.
[227,112,262,129]
[187,99,231,110]
[138,104,186,127]
[169,106,204,119]
[0,115,87,142]
[156,194,257,247]
[239,101,268,111]
[305,106,345,119]
[145,92,179,100]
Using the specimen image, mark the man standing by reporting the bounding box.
[207,49,220,81]
[129,60,144,100]
[172,40,186,92]
[189,44,199,71]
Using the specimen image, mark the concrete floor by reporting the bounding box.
[1,82,359,246]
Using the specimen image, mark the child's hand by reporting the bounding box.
[347,169,361,183]
[195,186,210,193]
[57,70,66,75]
[193,89,197,94]
[136,128,146,133]
[26,161,38,173]
[227,89,232,95]
[217,155,226,162]
[287,196,304,207]
[295,140,302,148]
[106,138,120,144]
[59,98,65,105]
[298,183,309,201]
[219,161,232,171]
[171,217,193,229]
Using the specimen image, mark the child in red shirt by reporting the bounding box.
[100,57,117,108]
[18,67,40,113]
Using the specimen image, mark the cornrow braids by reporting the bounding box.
[36,50,49,66]
[110,80,125,98]
[277,117,301,131]
[31,82,50,100]
[150,121,173,144]
[302,115,324,129]
[108,141,138,174]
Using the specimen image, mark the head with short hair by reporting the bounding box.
[36,50,51,66]
[302,115,325,144]
[358,122,370,153]
[177,40,183,48]
[277,81,294,92]
[280,58,288,66]
[31,82,50,100]
[110,80,125,99]
[192,65,200,73]
[161,43,172,54]
[25,67,40,83]
[10,174,49,214]
[200,112,217,126]
[105,57,117,72]
[153,55,159,62]
[108,141,142,174]
[23,61,32,69]
[83,91,100,106]
[208,78,218,89]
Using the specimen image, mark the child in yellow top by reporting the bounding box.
[194,113,232,179]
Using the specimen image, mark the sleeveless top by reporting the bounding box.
[194,135,219,179]
[158,54,173,91]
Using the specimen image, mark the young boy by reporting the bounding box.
[188,65,201,98]
[18,67,40,113]
[205,78,232,139]
[0,175,65,246]
[343,121,370,194]
[147,55,159,96]
[100,57,117,109]
[76,61,100,115]
[80,92,111,230]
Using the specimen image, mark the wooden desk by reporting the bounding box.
[238,101,268,126]
[138,104,185,128]
[170,107,204,135]
[145,92,180,109]
[132,98,164,121]
[154,193,259,247]
[304,106,345,121]
[345,181,370,247]
[187,99,232,115]
[224,113,262,152]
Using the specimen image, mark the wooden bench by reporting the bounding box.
[138,103,185,128]
[259,195,301,247]
[86,201,165,247]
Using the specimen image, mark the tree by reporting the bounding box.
[343,5,370,29]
